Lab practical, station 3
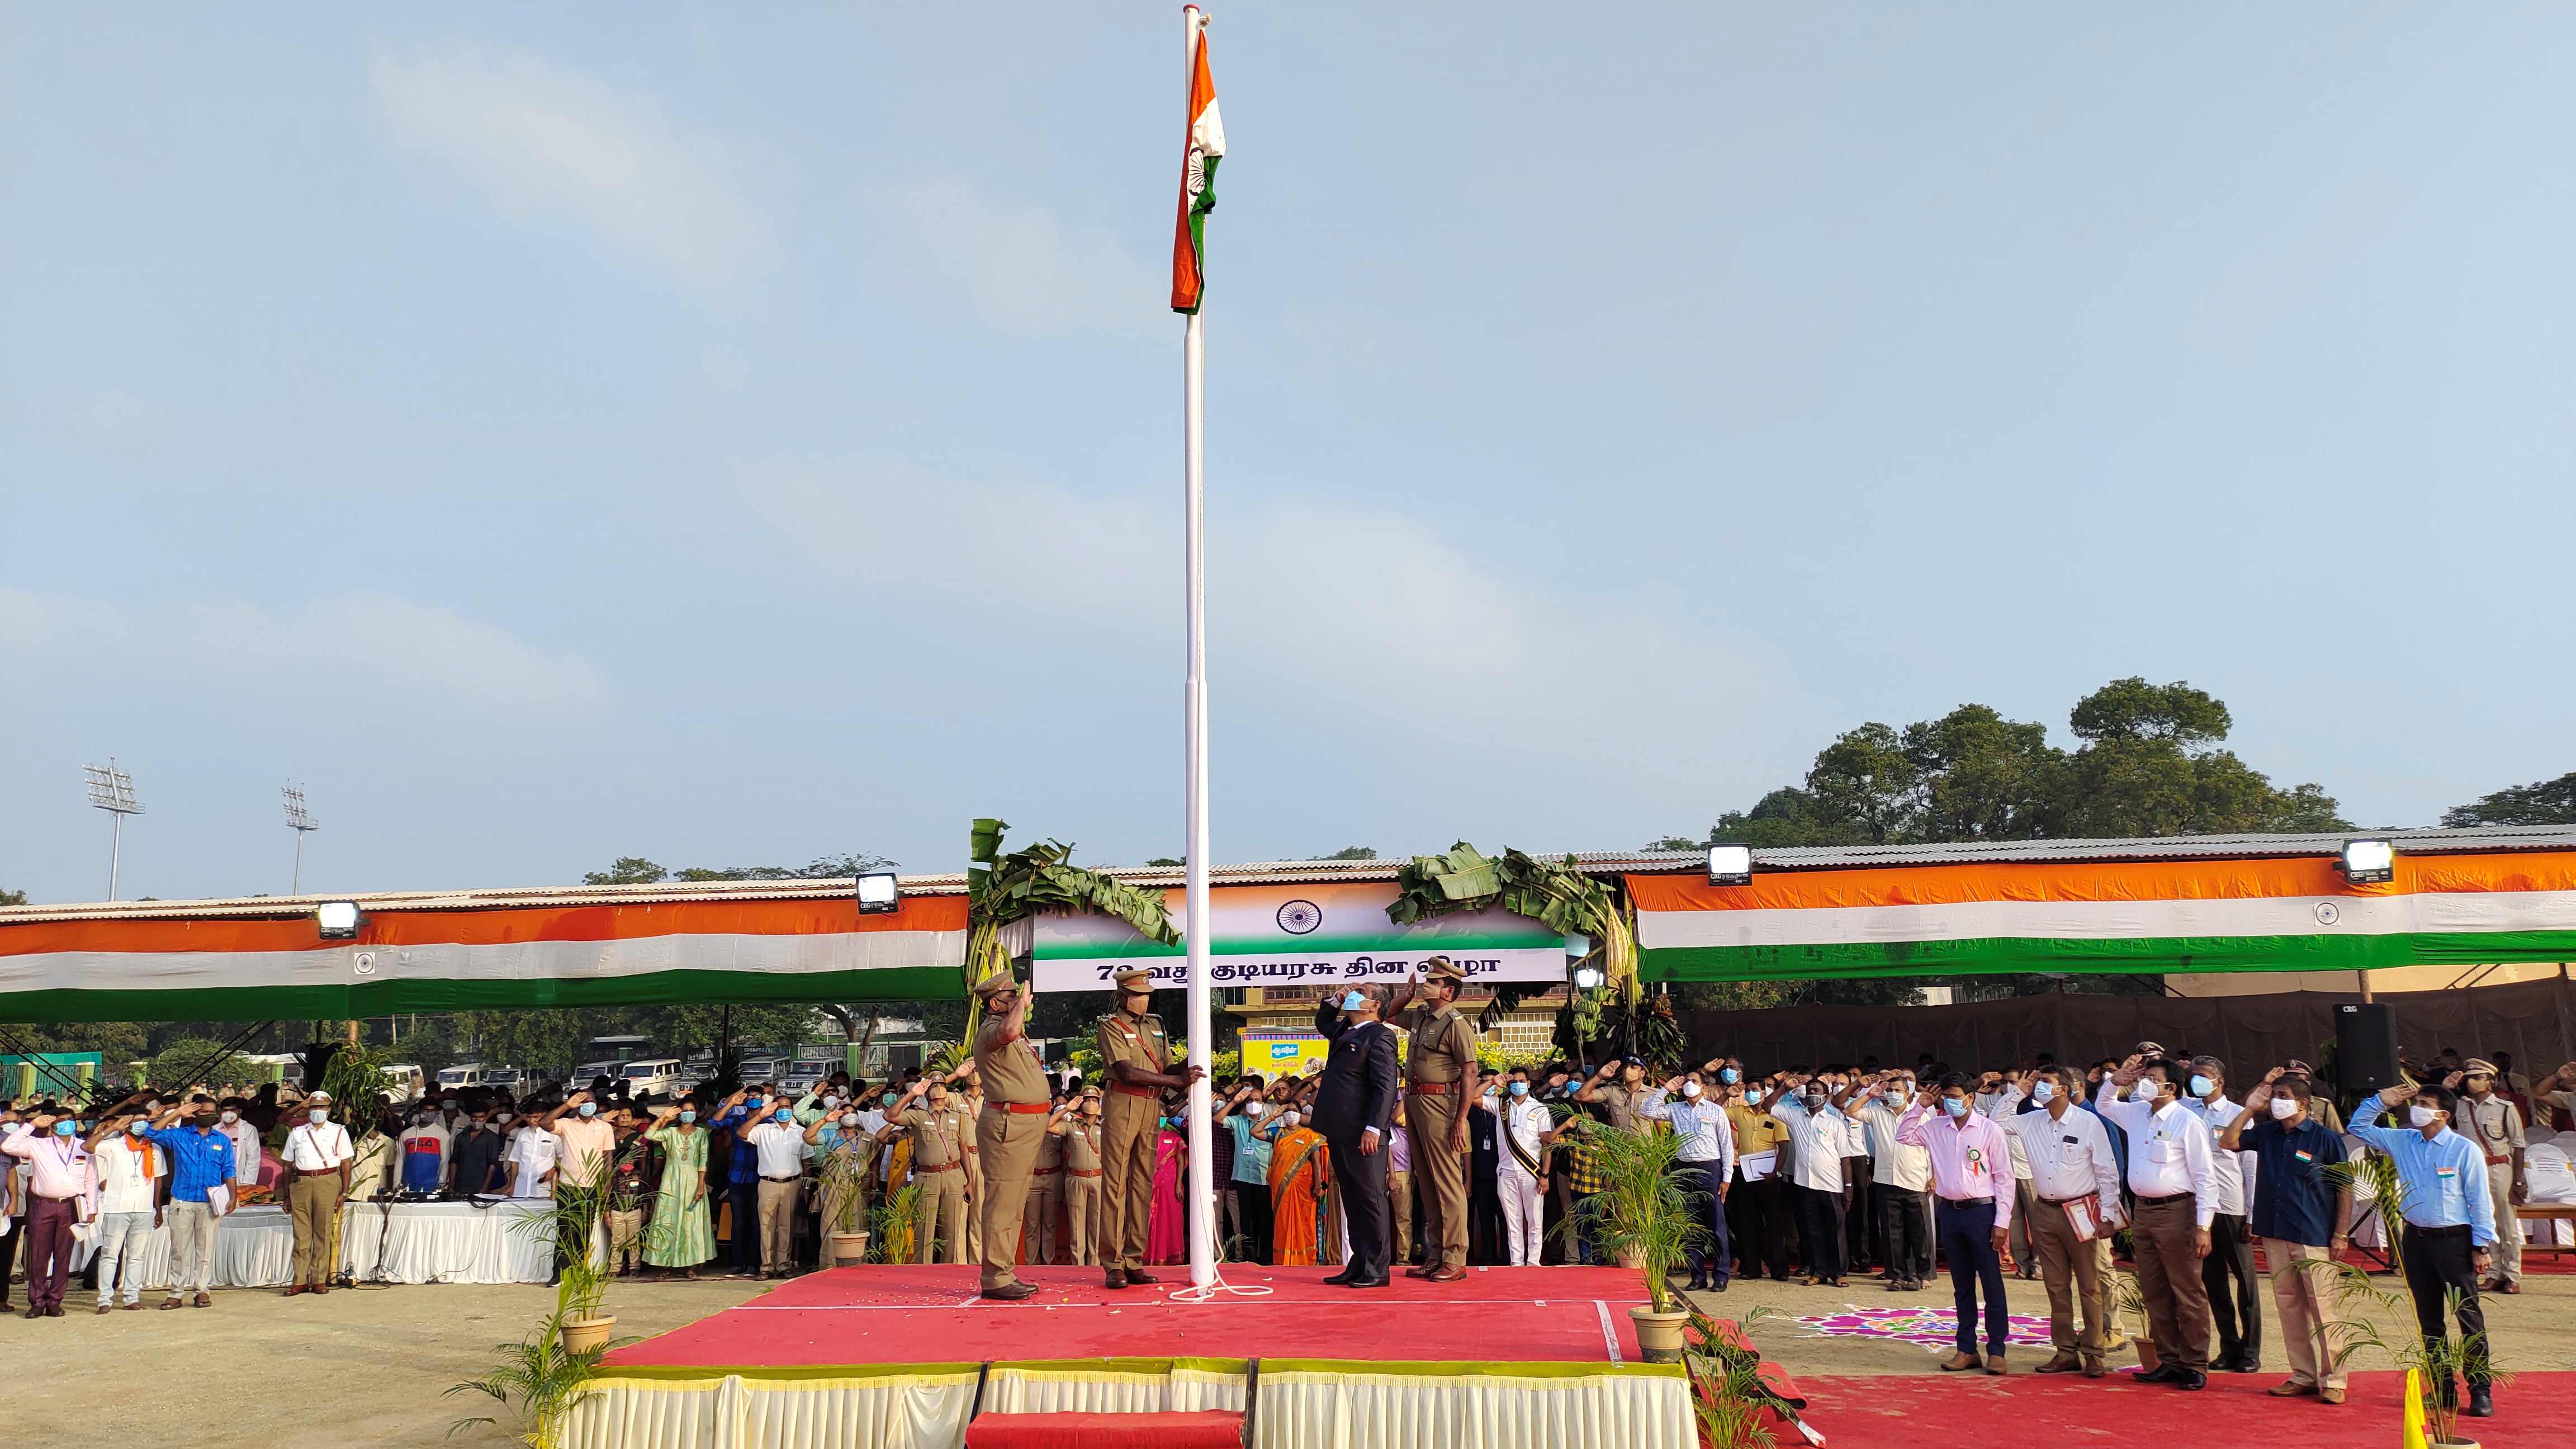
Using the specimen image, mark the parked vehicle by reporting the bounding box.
[617,1057,685,1100]
[482,1067,525,1092]
[737,1055,787,1086]
[436,1063,490,1090]
[381,1063,426,1098]
[782,1057,844,1097]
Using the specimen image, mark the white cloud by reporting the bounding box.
[0,586,607,713]
[373,46,772,291]
[899,182,1161,337]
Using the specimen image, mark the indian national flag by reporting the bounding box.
[1169,11,1224,314]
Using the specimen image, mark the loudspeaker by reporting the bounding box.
[2333,1002,2401,1095]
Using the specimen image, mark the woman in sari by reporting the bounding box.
[1146,1111,1190,1265]
[1263,1106,1336,1266]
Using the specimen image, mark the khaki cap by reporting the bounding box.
[1420,955,1467,984]
[1080,1085,1102,1101]
[2463,1058,2500,1076]
[971,967,1021,998]
[1112,968,1156,992]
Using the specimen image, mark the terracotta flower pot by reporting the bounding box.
[559,1315,616,1355]
[829,1231,871,1266]
[1631,1306,1692,1363]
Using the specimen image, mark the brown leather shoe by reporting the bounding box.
[193,1292,212,1308]
[2266,1382,2318,1398]
[2035,1351,2082,1375]
[312,1284,330,1296]
[1104,1268,1129,1290]
[2319,1386,2347,1405]
[1939,1351,1982,1372]
[2082,1357,2108,1379]
[1403,1265,1435,1279]
[1985,1353,2009,1376]
[158,1298,183,1311]
[283,1284,306,1298]
[1424,1263,1468,1283]
[94,1304,113,1316]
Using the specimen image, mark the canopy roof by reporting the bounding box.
[0,877,969,1022]
[1628,826,2576,981]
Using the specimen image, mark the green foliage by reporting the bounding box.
[1389,843,1640,1022]
[321,1038,399,1130]
[582,853,891,886]
[1573,1123,1704,1312]
[145,1036,262,1092]
[1683,1304,1794,1449]
[872,1181,924,1263]
[0,884,25,906]
[1310,845,1378,860]
[2442,769,2576,827]
[447,1314,614,1449]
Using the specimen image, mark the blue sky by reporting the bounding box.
[6,7,2572,904]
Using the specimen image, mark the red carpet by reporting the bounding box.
[608,1263,1665,1368]
[964,1412,1244,1448]
[1798,1370,2576,1448]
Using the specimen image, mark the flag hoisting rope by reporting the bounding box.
[1177,3,1222,1296]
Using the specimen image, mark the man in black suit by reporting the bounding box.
[1312,982,1401,1287]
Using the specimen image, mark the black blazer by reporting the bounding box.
[1309,1000,1401,1140]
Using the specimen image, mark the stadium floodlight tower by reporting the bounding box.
[283,784,320,893]
[83,759,145,901]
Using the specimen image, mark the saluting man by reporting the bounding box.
[1388,956,1481,1283]
[888,1071,974,1264]
[970,967,1052,1300]
[1060,1086,1107,1266]
[1095,967,1204,1287]
[1024,1095,1075,1266]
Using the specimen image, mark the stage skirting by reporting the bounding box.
[561,1357,1692,1449]
[69,1198,555,1289]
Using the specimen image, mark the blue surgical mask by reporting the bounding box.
[1508,1081,1529,1097]
[578,1102,598,1118]
[2030,1081,2056,1105]
[54,1120,77,1137]
[1719,1068,1739,1085]
[1341,991,1366,1011]
[1942,1097,1970,1119]
[679,1110,698,1125]
[1745,1088,1764,1105]
[2188,1075,2215,1098]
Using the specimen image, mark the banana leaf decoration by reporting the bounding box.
[1388,842,1640,1038]
[958,818,1182,1045]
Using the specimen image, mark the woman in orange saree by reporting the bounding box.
[1264,1111,1334,1266]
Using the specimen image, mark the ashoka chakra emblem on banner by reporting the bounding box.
[1276,899,1323,935]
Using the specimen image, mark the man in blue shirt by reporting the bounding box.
[2351,1081,2496,1420]
[710,1087,769,1278]
[2222,1069,2352,1404]
[143,1096,238,1309]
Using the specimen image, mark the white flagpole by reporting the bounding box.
[1180,4,1217,1298]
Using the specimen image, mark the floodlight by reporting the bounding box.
[1571,965,1606,991]
[855,871,902,914]
[283,784,320,894]
[2340,839,2395,886]
[1706,844,1753,887]
[83,759,145,900]
[316,901,366,939]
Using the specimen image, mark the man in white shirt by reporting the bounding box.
[2009,1067,2125,1377]
[1855,1075,1933,1290]
[1485,1069,1555,1267]
[281,1091,356,1296]
[743,1098,813,1278]
[216,1098,263,1190]
[505,1114,562,1200]
[2186,1057,2262,1372]
[1639,1073,1737,1290]
[89,1112,164,1313]
[2098,1055,2219,1389]
[1769,1074,1856,1286]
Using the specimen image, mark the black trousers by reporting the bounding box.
[1727,1171,1790,1279]
[1326,1128,1390,1278]
[1844,1165,1877,1268]
[1793,1183,1848,1281]
[728,1180,762,1272]
[1232,1180,1272,1263]
[1881,1187,1933,1281]
[1935,1196,2010,1357]
[2202,1211,2262,1365]
[2400,1224,2490,1391]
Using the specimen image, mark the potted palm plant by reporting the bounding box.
[509,1177,617,1353]
[820,1135,875,1266]
[1576,1123,1703,1362]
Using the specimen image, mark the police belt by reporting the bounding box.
[916,1161,963,1173]
[987,1101,1052,1115]
[1405,1081,1460,1096]
[1111,1082,1159,1099]
[1032,1167,1060,1176]
[1068,1168,1103,1178]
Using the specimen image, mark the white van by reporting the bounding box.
[436,1063,489,1090]
[380,1064,426,1098]
[617,1057,685,1100]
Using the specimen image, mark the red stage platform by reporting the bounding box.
[609,1262,1666,1368]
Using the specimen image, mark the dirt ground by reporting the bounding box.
[0,1268,2562,1447]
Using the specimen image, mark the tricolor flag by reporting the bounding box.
[1169,9,1224,314]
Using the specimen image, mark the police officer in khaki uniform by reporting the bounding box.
[889,1071,973,1263]
[2454,1059,2527,1293]
[1060,1086,1106,1265]
[970,967,1052,1299]
[1095,967,1204,1287]
[1387,955,1481,1282]
[1025,1095,1076,1265]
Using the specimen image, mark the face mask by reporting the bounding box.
[880,1094,896,1107]
[840,1113,860,1129]
[220,1110,240,1124]
[1341,991,1366,1011]
[442,1100,458,1111]
[775,1106,795,1121]
[680,1110,698,1125]
[1803,1091,1825,1108]
[2029,1082,2056,1105]
[1744,1088,1763,1105]
[495,1112,512,1124]
[2270,1097,2300,1120]
[822,1096,839,1108]
[304,1107,329,1124]
[1942,1098,1969,1119]
[2409,1105,2439,1129]
[578,1102,598,1118]
[1508,1081,1529,1097]
[53,1120,77,1137]
[1718,1068,1739,1084]
[928,1097,948,1110]
[1281,1112,1300,1129]
[2188,1075,2215,1098]
[127,1120,149,1135]
[1680,1081,1702,1099]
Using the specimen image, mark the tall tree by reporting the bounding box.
[1803,723,1921,844]
[1903,704,2061,842]
[0,885,26,906]
[2441,770,2576,827]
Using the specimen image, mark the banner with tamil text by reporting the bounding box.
[1030,880,1569,993]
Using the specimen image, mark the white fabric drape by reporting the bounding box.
[64,1200,556,1288]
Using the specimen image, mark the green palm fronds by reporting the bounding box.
[1571,1123,1705,1312]
[1389,843,1642,1033]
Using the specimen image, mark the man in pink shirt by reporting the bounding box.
[2,1110,102,1318]
[1897,1073,2016,1374]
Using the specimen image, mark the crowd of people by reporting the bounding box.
[3,998,2569,1424]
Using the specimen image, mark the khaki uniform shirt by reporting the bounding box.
[1035,1128,1066,1173]
[1389,1001,1478,1085]
[974,1016,1051,1106]
[1063,1118,1105,1171]
[896,1102,972,1169]
[2461,1093,2526,1167]
[1588,1082,1644,1132]
[1095,1010,1169,1091]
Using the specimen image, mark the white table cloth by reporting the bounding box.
[63,1199,556,1289]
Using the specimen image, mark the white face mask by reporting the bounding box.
[840,1113,860,1129]
[1281,1112,1300,1129]
[309,1109,329,1124]
[1680,1081,1702,1098]
[220,1110,240,1124]
[494,1112,512,1125]
[2409,1105,2440,1129]
[2269,1097,2300,1120]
